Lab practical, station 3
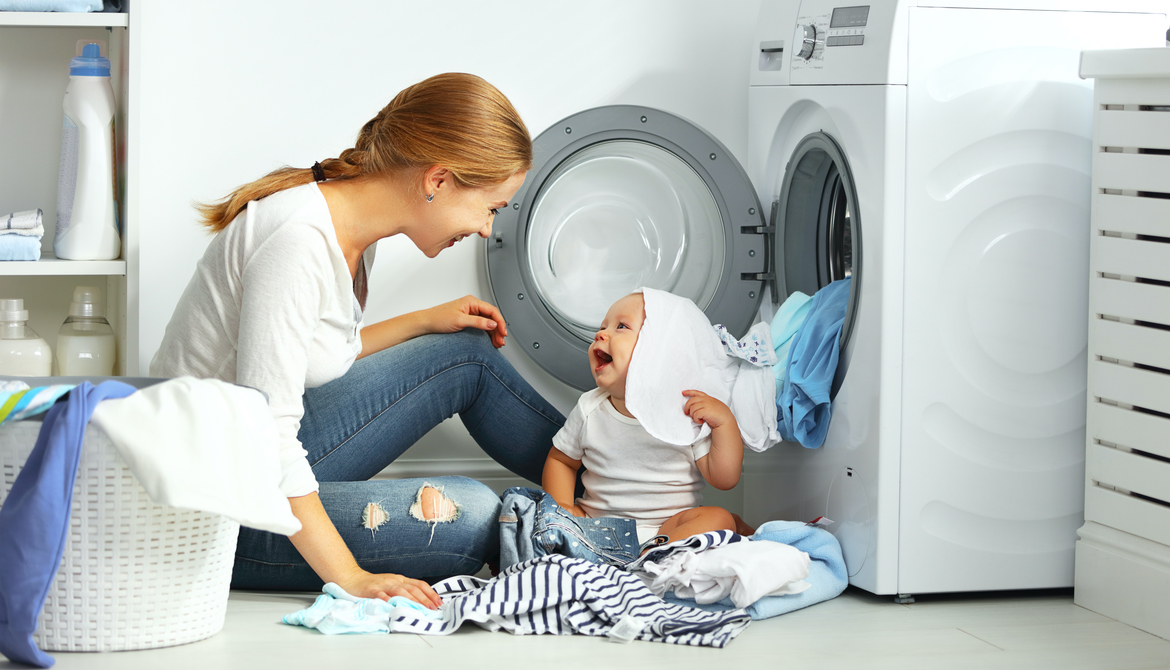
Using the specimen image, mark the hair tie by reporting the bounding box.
[311,161,326,183]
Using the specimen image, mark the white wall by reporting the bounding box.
[133,0,761,493]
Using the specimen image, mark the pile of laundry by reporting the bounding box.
[283,523,847,647]
[0,209,44,261]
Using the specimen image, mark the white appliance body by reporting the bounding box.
[743,0,1169,596]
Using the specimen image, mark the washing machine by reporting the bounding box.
[741,0,1170,599]
[485,0,1169,598]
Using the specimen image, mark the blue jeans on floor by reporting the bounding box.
[498,487,640,570]
[231,329,565,590]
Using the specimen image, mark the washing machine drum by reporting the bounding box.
[486,105,768,391]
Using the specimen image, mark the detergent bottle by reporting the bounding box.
[54,40,121,261]
[56,286,116,376]
[0,299,53,377]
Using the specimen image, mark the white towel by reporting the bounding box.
[1,209,45,238]
[625,288,781,452]
[90,377,302,535]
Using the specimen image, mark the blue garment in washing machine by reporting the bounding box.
[776,278,851,449]
[498,487,642,569]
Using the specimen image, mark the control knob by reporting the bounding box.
[794,23,818,60]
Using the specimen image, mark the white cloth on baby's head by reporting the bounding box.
[625,288,781,453]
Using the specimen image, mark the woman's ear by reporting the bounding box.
[423,165,451,196]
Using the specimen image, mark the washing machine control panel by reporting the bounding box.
[793,5,871,71]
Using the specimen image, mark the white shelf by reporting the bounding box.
[0,251,125,276]
[0,11,127,27]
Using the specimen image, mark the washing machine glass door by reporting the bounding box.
[774,131,862,397]
[526,140,726,343]
[487,105,768,390]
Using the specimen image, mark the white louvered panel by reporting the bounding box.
[1092,360,1170,416]
[1088,443,1170,504]
[1091,277,1170,324]
[1085,485,1170,549]
[1094,194,1170,238]
[1091,401,1170,462]
[1092,318,1170,369]
[1096,110,1170,151]
[1093,152,1170,193]
[1092,235,1170,283]
[1095,78,1170,109]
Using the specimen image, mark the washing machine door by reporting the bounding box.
[486,105,768,391]
[771,131,862,397]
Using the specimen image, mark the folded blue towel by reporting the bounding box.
[0,1,101,10]
[776,278,851,448]
[0,235,41,261]
[770,291,812,387]
[662,519,847,620]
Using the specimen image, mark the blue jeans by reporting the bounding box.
[498,487,640,569]
[231,329,565,590]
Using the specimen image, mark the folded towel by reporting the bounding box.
[1,210,44,237]
[0,235,41,261]
[0,1,101,10]
[625,287,781,453]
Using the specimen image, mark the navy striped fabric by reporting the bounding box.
[386,554,751,647]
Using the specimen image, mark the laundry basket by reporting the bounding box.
[0,418,240,652]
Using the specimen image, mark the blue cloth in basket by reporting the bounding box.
[0,380,134,668]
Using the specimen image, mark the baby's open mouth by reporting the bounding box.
[595,350,612,365]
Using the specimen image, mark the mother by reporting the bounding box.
[150,73,564,608]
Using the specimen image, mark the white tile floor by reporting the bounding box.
[10,587,1170,670]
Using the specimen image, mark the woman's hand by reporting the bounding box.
[423,295,508,348]
[338,569,443,609]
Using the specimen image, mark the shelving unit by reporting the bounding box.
[0,10,131,374]
[1076,47,1170,642]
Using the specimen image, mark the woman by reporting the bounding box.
[150,73,564,608]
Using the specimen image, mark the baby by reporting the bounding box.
[542,291,755,551]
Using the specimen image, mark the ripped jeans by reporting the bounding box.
[231,330,565,590]
[499,487,642,570]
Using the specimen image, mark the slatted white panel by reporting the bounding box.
[1096,110,1170,151]
[1092,401,1170,461]
[1093,235,1170,282]
[1092,318,1170,369]
[1079,47,1170,642]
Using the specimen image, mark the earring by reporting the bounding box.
[426,193,434,203]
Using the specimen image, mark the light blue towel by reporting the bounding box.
[770,291,812,387]
[0,1,101,10]
[0,235,41,261]
[282,582,443,635]
[663,520,847,620]
[776,278,851,448]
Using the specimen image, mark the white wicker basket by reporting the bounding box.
[0,418,239,652]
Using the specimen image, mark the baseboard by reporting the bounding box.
[1075,521,1170,641]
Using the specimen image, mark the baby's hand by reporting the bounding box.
[682,390,734,430]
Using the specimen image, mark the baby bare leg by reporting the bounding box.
[656,506,738,544]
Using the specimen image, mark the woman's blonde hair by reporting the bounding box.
[197,72,532,232]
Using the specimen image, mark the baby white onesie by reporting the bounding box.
[552,388,711,542]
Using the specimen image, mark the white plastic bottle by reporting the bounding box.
[56,286,116,376]
[0,299,53,377]
[54,40,120,261]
